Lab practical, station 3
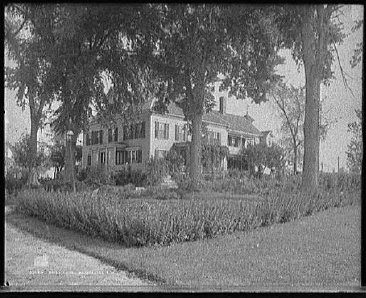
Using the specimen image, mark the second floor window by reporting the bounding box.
[123,122,145,140]
[228,135,240,147]
[175,124,187,142]
[86,134,90,146]
[87,155,91,166]
[155,121,169,139]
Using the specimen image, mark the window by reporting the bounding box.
[87,155,91,166]
[100,151,106,164]
[86,134,90,146]
[155,149,167,159]
[208,130,220,145]
[155,121,169,139]
[175,124,187,142]
[123,122,145,140]
[228,135,240,147]
[108,129,112,143]
[116,149,142,165]
[91,131,98,145]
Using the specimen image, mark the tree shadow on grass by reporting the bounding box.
[5,211,166,287]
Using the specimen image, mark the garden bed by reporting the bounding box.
[14,185,360,248]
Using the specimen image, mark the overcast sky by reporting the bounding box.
[4,5,363,172]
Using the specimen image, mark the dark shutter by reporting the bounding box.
[137,150,142,163]
[155,121,159,139]
[99,130,103,144]
[165,123,169,139]
[108,129,112,143]
[141,122,145,138]
[175,125,179,141]
[114,127,118,142]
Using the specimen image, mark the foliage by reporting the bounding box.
[5,168,29,195]
[346,109,362,174]
[9,134,49,170]
[79,166,114,189]
[16,184,360,248]
[149,4,283,186]
[241,143,285,176]
[112,168,147,187]
[145,157,170,186]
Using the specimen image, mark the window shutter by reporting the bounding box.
[155,121,159,139]
[141,122,145,138]
[217,133,221,145]
[165,123,169,139]
[108,129,112,143]
[99,130,103,144]
[175,125,179,141]
[114,127,118,142]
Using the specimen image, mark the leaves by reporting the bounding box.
[346,109,362,174]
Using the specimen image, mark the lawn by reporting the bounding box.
[6,203,360,290]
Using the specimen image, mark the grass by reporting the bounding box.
[6,203,361,289]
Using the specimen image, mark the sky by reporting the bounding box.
[4,5,363,173]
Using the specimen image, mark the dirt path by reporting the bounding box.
[5,208,156,291]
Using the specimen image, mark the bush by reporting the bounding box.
[112,168,147,187]
[145,157,169,186]
[81,166,114,188]
[5,168,28,195]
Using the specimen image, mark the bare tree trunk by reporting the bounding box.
[27,119,40,187]
[301,9,321,191]
[190,113,203,190]
[293,145,298,175]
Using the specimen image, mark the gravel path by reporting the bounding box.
[5,208,156,291]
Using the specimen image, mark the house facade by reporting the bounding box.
[82,97,267,173]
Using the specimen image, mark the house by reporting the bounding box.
[81,96,266,173]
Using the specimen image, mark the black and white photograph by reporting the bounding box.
[4,3,363,292]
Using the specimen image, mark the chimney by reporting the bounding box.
[219,96,226,114]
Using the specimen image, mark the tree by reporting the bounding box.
[5,4,62,186]
[241,142,285,177]
[274,5,347,191]
[24,4,154,190]
[9,134,48,184]
[270,82,334,174]
[149,4,282,189]
[271,82,305,174]
[346,109,362,174]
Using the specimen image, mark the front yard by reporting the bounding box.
[6,204,360,290]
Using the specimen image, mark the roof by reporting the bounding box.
[157,100,262,137]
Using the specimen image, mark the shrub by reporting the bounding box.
[112,168,147,187]
[82,166,114,188]
[145,157,169,186]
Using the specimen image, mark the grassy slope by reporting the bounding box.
[6,204,360,291]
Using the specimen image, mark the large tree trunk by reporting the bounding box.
[293,144,298,175]
[190,113,203,190]
[27,118,40,187]
[301,8,321,191]
[64,133,77,192]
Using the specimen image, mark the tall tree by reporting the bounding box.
[149,4,282,189]
[346,109,362,174]
[5,4,60,186]
[271,82,305,174]
[270,82,333,174]
[38,4,154,189]
[275,5,346,191]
